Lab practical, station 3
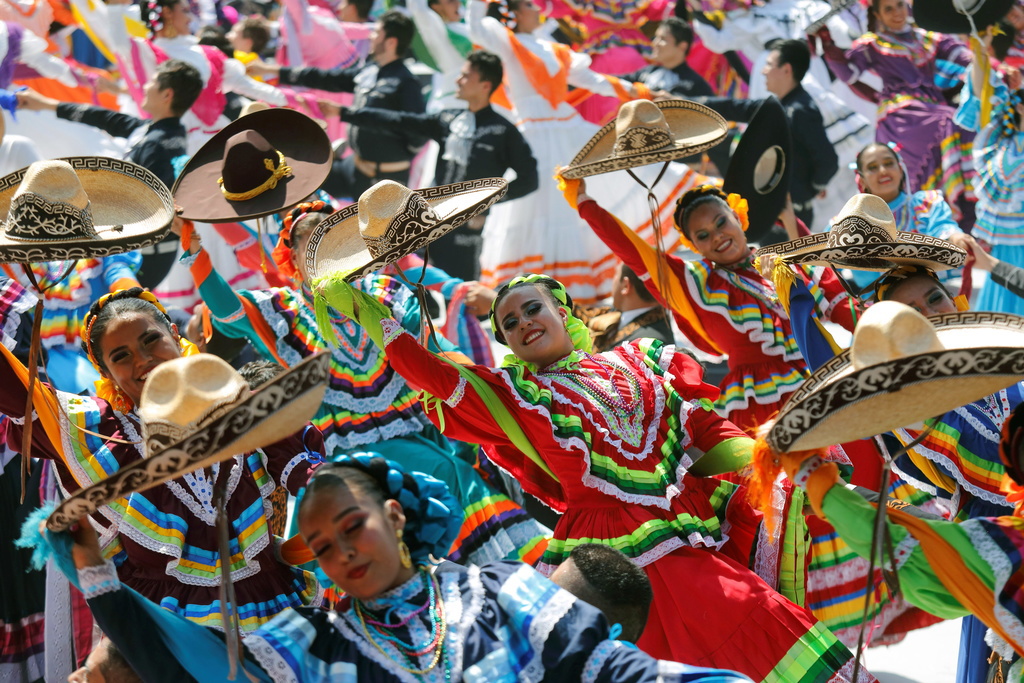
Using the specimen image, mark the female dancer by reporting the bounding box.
[181,205,550,566]
[35,453,751,683]
[465,0,706,304]
[571,179,856,433]
[954,35,1024,315]
[844,142,967,290]
[0,287,325,632]
[816,0,976,225]
[311,272,867,681]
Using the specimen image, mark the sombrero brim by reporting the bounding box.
[912,0,1014,34]
[560,100,729,179]
[304,177,508,282]
[754,230,966,272]
[0,157,174,264]
[723,96,791,241]
[766,312,1024,453]
[172,109,332,222]
[45,351,331,532]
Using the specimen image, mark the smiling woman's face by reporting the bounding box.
[298,481,413,600]
[97,311,182,407]
[685,199,749,266]
[858,145,903,202]
[494,285,575,368]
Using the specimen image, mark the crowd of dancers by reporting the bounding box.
[4,0,1024,681]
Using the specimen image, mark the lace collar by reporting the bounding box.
[361,570,427,612]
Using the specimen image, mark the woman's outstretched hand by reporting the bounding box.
[40,516,104,570]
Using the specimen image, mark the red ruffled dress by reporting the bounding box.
[375,316,868,682]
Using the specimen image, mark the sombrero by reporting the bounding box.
[172,108,332,222]
[0,158,174,264]
[722,96,791,241]
[305,178,507,282]
[912,0,1015,35]
[560,99,728,179]
[45,351,331,532]
[766,302,1024,453]
[754,193,966,272]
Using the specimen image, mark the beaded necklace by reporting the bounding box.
[714,257,788,318]
[353,568,449,676]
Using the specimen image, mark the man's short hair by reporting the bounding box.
[155,59,203,116]
[767,38,810,83]
[661,16,694,54]
[466,50,503,94]
[238,359,285,389]
[565,544,653,642]
[379,10,415,57]
[239,16,271,54]
[620,264,656,304]
[349,0,373,20]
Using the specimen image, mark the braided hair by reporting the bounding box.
[140,0,182,36]
[298,454,462,565]
[272,200,334,281]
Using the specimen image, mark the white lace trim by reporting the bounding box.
[330,611,423,683]
[244,635,299,683]
[753,473,787,591]
[520,586,577,683]
[381,317,404,346]
[964,520,1024,651]
[442,568,468,682]
[808,554,876,591]
[828,656,870,683]
[0,283,36,350]
[986,627,1016,661]
[890,461,940,497]
[279,451,311,489]
[322,417,431,453]
[582,640,621,683]
[78,559,120,599]
[892,427,1011,508]
[5,410,36,425]
[952,405,1002,444]
[164,455,245,527]
[445,376,467,408]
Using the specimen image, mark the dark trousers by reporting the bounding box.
[427,223,483,281]
[323,155,411,202]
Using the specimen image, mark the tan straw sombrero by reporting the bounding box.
[0,158,174,264]
[755,193,966,272]
[766,302,1024,453]
[305,178,507,282]
[560,99,728,179]
[46,351,330,532]
[173,108,332,222]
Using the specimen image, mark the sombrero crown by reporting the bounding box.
[561,99,728,179]
[767,302,1024,453]
[0,158,173,263]
[755,193,966,272]
[305,178,507,281]
[46,352,331,532]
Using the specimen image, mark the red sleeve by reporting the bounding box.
[816,267,858,332]
[687,400,750,455]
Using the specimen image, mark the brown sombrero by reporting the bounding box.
[172,108,332,222]
[755,193,966,272]
[0,158,174,264]
[304,178,507,282]
[766,302,1024,454]
[46,351,330,532]
[560,99,728,180]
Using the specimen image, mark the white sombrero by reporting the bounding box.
[767,302,1024,453]
[0,158,174,264]
[560,99,728,179]
[46,352,330,532]
[755,193,966,272]
[304,178,507,282]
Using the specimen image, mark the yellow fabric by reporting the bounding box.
[970,35,995,130]
[0,342,65,461]
[906,449,959,494]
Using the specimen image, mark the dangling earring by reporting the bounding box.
[397,529,413,569]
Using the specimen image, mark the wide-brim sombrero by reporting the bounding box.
[912,0,1015,34]
[0,157,174,263]
[723,96,791,242]
[172,108,332,222]
[766,310,1024,454]
[304,177,507,282]
[754,228,966,272]
[45,351,331,532]
[560,100,728,180]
